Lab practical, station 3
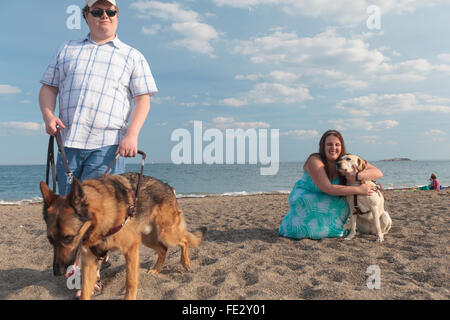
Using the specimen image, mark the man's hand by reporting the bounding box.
[117,93,151,158]
[44,114,65,135]
[117,133,138,157]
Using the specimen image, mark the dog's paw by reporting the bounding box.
[148,269,160,274]
[345,234,355,241]
[376,236,384,243]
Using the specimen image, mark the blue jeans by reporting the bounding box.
[56,145,125,196]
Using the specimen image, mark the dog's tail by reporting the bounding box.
[186,227,207,248]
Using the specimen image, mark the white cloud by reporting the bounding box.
[142,24,162,35]
[305,69,369,90]
[375,120,399,129]
[280,129,319,138]
[210,117,270,129]
[0,121,45,135]
[131,1,219,57]
[212,117,235,123]
[231,28,450,89]
[437,53,450,63]
[171,21,218,56]
[329,118,399,131]
[151,95,176,104]
[222,98,249,107]
[223,82,312,107]
[425,129,447,142]
[0,85,21,94]
[329,118,375,131]
[131,1,199,22]
[337,93,450,116]
[236,71,299,82]
[426,129,447,136]
[214,0,449,25]
[376,59,434,81]
[234,121,271,129]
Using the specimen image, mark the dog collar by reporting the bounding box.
[103,188,137,239]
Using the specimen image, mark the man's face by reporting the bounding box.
[85,2,118,42]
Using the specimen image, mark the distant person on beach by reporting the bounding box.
[429,174,441,190]
[279,130,383,240]
[39,0,158,196]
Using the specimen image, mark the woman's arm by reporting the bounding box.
[304,155,374,196]
[344,162,383,184]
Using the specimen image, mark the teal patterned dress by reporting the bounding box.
[279,171,350,240]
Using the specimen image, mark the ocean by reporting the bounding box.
[0,161,449,204]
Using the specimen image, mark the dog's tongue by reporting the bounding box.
[65,270,74,278]
[65,265,76,278]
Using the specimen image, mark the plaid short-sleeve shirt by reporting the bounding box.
[41,34,158,149]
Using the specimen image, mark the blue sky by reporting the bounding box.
[1,0,450,164]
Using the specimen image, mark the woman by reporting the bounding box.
[279,130,383,240]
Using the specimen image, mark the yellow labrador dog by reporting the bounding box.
[337,154,392,242]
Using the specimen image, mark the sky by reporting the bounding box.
[1,0,450,165]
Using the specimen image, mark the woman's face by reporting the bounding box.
[324,135,342,162]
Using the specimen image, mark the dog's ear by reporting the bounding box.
[68,177,90,220]
[40,181,56,206]
[357,157,367,172]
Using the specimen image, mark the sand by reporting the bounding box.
[0,189,448,300]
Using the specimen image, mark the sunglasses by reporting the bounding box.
[89,9,117,18]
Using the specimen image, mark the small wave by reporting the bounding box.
[383,184,427,190]
[176,194,208,198]
[177,190,290,198]
[0,197,43,205]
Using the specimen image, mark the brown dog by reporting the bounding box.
[40,172,206,300]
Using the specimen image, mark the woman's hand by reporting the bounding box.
[358,184,375,196]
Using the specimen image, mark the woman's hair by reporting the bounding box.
[431,173,437,180]
[305,129,347,182]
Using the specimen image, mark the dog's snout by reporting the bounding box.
[52,252,71,276]
[53,261,66,276]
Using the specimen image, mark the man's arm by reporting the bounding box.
[118,93,151,157]
[39,84,65,135]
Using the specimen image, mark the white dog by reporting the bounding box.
[336,154,392,242]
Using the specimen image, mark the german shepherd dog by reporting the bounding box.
[40,172,206,300]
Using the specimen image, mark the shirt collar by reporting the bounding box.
[84,33,122,49]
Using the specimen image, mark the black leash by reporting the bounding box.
[45,134,56,192]
[46,131,73,193]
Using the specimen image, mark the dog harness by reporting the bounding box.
[100,151,146,239]
[102,188,137,238]
[352,181,383,216]
[352,194,371,215]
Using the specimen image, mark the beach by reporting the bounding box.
[0,189,448,300]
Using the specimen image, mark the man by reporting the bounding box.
[39,0,158,196]
[39,0,157,298]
